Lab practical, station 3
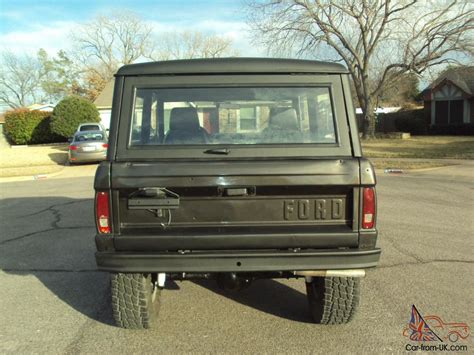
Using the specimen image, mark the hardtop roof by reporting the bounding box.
[116,58,348,76]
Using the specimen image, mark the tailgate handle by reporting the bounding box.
[225,187,250,196]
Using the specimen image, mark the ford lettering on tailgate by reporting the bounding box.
[284,199,345,220]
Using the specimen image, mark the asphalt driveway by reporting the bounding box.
[0,163,472,353]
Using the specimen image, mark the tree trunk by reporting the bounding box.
[362,101,376,139]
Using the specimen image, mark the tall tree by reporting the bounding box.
[0,51,44,108]
[152,31,238,60]
[249,0,474,138]
[71,11,155,99]
[37,49,81,103]
[379,72,420,107]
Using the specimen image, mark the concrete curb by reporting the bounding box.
[409,164,460,172]
[0,166,66,183]
[375,162,463,175]
[9,143,68,149]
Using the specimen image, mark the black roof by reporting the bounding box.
[116,58,348,76]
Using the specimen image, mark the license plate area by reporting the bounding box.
[81,146,96,152]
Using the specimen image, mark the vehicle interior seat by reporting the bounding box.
[164,107,209,144]
[263,108,301,142]
[268,108,299,130]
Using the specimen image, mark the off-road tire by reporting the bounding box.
[306,277,360,324]
[111,273,161,329]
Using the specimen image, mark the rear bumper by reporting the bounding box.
[95,248,381,273]
[69,151,107,162]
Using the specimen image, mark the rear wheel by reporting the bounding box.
[305,276,360,324]
[111,273,161,329]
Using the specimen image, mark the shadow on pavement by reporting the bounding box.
[1,196,115,326]
[2,194,312,326]
[48,152,68,165]
[193,279,313,323]
[1,195,197,328]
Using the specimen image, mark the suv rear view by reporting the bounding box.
[94,58,380,329]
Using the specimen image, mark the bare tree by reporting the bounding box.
[71,13,238,100]
[249,0,474,138]
[0,51,44,108]
[71,11,155,97]
[152,31,238,60]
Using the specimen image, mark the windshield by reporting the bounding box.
[74,132,104,142]
[129,87,336,146]
[80,124,101,131]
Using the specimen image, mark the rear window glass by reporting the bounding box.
[130,87,336,146]
[74,132,104,142]
[80,124,101,131]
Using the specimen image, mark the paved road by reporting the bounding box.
[0,163,473,354]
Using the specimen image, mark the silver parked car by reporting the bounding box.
[68,130,108,164]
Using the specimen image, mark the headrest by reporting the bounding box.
[169,107,200,131]
[269,108,299,130]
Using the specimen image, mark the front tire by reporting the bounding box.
[306,277,360,324]
[111,273,161,329]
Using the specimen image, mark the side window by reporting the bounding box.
[131,95,144,143]
[307,89,336,142]
[316,90,335,135]
[131,89,159,144]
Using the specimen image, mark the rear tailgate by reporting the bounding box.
[110,159,360,251]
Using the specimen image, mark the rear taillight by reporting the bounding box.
[102,143,108,148]
[96,191,111,234]
[362,187,376,229]
[69,145,77,151]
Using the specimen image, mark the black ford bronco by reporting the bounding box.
[94,58,380,329]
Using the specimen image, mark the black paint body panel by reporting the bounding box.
[96,248,381,273]
[94,58,379,273]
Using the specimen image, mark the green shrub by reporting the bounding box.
[394,116,427,135]
[392,109,428,135]
[51,96,100,138]
[4,109,64,145]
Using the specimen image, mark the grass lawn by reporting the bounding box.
[0,136,472,177]
[0,144,68,177]
[362,136,474,160]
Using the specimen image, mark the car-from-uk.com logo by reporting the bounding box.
[402,305,470,352]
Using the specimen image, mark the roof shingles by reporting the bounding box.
[429,66,474,96]
[93,80,115,108]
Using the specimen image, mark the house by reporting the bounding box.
[93,80,115,129]
[423,66,474,126]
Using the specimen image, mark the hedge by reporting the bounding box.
[392,108,428,135]
[3,109,64,145]
[429,123,474,136]
[51,96,100,138]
